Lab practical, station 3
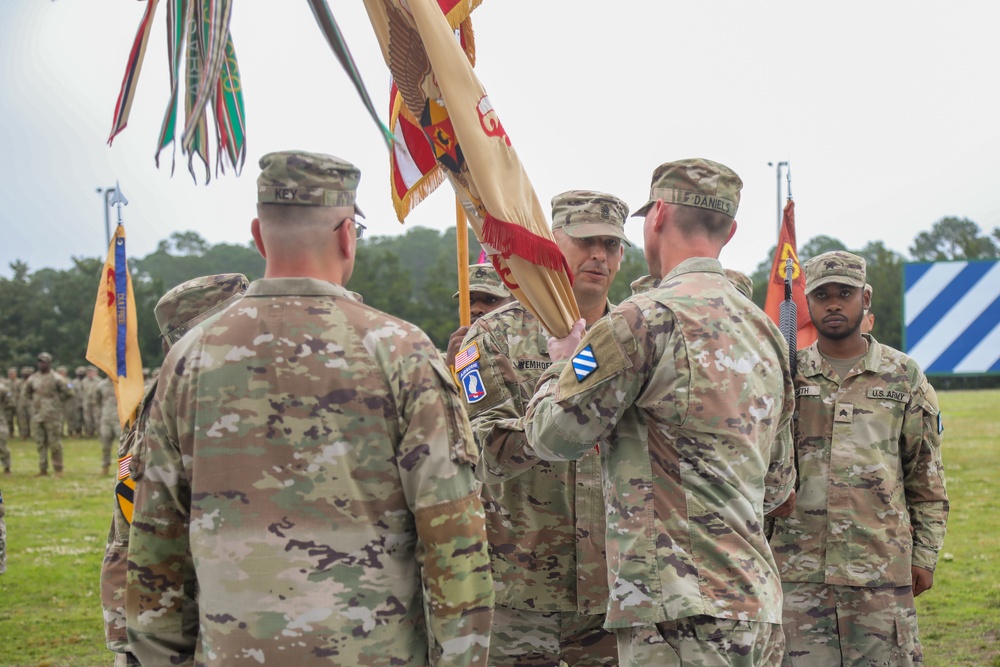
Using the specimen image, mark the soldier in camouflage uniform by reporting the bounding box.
[69,367,87,436]
[126,151,493,666]
[4,368,16,437]
[525,159,795,667]
[444,263,514,369]
[102,273,249,667]
[93,374,120,476]
[769,252,949,666]
[24,353,73,476]
[0,376,12,473]
[631,267,752,300]
[17,366,33,440]
[459,190,631,667]
[83,366,101,438]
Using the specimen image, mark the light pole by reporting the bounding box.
[767,161,789,239]
[95,186,116,249]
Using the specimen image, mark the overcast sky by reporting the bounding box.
[2,1,998,281]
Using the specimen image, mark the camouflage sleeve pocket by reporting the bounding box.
[556,313,633,401]
[429,358,479,466]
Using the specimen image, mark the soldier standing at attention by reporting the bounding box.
[444,263,514,369]
[769,251,949,666]
[525,159,796,666]
[93,373,119,477]
[4,368,16,437]
[24,353,73,476]
[0,375,12,474]
[126,151,493,666]
[83,366,101,438]
[17,366,34,440]
[459,190,630,667]
[102,273,249,667]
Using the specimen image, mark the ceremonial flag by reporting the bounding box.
[107,0,161,143]
[364,0,579,337]
[390,83,446,222]
[764,199,817,350]
[86,225,145,428]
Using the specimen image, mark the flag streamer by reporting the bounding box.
[108,0,161,144]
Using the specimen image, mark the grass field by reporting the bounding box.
[0,390,997,666]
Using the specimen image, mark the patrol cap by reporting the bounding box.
[155,273,250,347]
[7,367,16,374]
[724,268,754,300]
[37,352,53,363]
[803,251,867,295]
[74,366,86,375]
[453,263,510,299]
[20,366,33,375]
[633,158,742,219]
[257,150,365,217]
[551,190,631,246]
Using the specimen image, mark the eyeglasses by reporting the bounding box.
[334,217,366,240]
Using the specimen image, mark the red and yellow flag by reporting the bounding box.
[364,0,579,337]
[86,225,145,428]
[764,200,817,349]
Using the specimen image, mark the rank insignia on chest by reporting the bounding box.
[572,345,598,382]
[459,361,487,403]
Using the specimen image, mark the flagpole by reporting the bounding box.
[456,197,471,327]
[768,161,788,239]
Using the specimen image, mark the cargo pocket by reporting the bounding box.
[892,610,921,665]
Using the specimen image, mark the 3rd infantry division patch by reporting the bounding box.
[572,345,598,382]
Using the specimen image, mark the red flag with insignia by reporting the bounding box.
[764,199,817,349]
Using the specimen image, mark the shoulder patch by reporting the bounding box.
[557,316,631,400]
[572,345,598,382]
[796,386,820,397]
[454,342,480,372]
[116,475,136,525]
[458,361,487,403]
[938,412,944,435]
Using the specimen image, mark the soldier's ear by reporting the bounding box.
[251,219,267,259]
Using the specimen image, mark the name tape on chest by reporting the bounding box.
[867,387,909,403]
[795,386,820,397]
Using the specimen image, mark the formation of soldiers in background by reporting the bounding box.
[0,361,157,476]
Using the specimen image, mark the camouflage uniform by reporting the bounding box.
[24,355,73,474]
[126,151,493,666]
[458,190,630,667]
[94,378,120,470]
[0,378,12,472]
[526,160,795,667]
[69,367,87,436]
[102,273,249,666]
[83,367,101,438]
[4,369,16,437]
[769,252,949,666]
[17,366,33,440]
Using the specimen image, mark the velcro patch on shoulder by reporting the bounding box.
[116,476,136,525]
[458,361,487,404]
[454,342,480,372]
[867,387,909,403]
[557,316,631,400]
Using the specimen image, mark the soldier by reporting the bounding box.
[17,366,33,440]
[444,262,514,369]
[69,367,87,437]
[525,159,795,666]
[83,366,100,438]
[23,353,73,476]
[93,374,119,477]
[0,375,12,474]
[126,150,493,666]
[4,368,15,437]
[768,252,949,666]
[459,190,629,667]
[102,273,249,667]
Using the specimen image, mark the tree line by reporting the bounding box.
[1,216,997,380]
